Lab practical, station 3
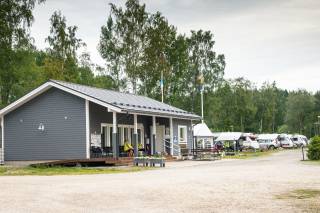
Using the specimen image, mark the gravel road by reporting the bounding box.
[0,150,319,213]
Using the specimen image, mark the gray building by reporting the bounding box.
[0,80,200,163]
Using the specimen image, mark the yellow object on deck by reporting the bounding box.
[124,141,133,152]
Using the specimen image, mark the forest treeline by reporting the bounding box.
[0,0,319,137]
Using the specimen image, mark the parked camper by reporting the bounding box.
[301,135,309,145]
[291,135,307,147]
[257,134,280,150]
[279,134,295,148]
[240,133,260,151]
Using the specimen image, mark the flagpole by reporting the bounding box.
[161,70,164,103]
[201,88,204,123]
[198,73,204,123]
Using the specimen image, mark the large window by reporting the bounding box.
[178,125,187,144]
[101,124,144,148]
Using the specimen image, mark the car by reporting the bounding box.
[291,135,307,147]
[257,134,280,150]
[240,133,260,151]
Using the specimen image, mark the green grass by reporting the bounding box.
[301,160,320,166]
[0,165,152,176]
[275,189,320,212]
[276,189,320,200]
[223,150,279,159]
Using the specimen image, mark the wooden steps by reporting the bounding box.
[165,155,179,162]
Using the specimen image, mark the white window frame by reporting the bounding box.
[101,123,144,147]
[178,125,188,144]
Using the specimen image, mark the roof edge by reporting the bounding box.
[125,109,201,120]
[0,80,201,121]
[0,81,122,116]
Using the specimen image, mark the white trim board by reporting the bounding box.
[85,100,90,159]
[0,81,122,116]
[1,116,4,163]
[0,82,53,116]
[170,117,173,155]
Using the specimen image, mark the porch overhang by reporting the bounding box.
[122,109,201,121]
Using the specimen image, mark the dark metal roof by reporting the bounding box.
[50,80,201,120]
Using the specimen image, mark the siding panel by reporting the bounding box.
[4,88,86,161]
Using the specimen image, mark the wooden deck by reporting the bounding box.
[31,156,178,167]
[32,157,134,167]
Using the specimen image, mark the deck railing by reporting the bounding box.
[164,138,181,156]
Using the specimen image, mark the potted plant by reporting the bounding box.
[149,153,166,167]
[134,152,149,166]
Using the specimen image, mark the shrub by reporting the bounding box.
[307,136,320,160]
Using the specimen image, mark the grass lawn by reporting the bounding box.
[275,188,320,212]
[223,150,279,159]
[276,189,320,200]
[301,160,320,166]
[0,165,153,176]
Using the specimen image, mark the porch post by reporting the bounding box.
[152,116,156,155]
[133,114,138,157]
[170,117,173,156]
[112,111,118,158]
[85,100,90,159]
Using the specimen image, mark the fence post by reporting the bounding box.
[301,146,305,161]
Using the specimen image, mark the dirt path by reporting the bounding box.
[0,150,319,213]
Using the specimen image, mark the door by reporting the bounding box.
[151,125,165,154]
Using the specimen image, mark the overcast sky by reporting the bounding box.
[31,0,320,92]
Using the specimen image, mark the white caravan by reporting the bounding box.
[291,135,308,147]
[240,133,260,150]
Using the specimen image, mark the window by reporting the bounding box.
[107,127,112,147]
[178,126,187,144]
[101,127,109,147]
[101,124,144,148]
[123,127,130,144]
[137,129,144,148]
[118,127,123,145]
